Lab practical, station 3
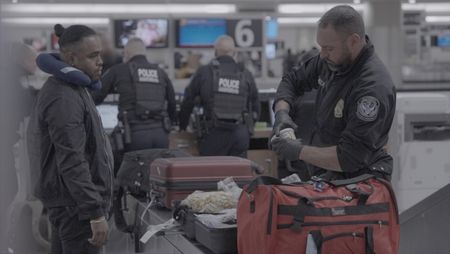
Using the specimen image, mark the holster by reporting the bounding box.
[243,111,254,136]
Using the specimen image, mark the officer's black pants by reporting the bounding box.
[48,207,99,254]
[125,127,169,151]
[199,125,249,158]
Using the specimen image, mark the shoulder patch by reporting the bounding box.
[356,96,379,122]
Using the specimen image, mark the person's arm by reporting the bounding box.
[247,72,260,119]
[179,69,203,131]
[91,68,116,105]
[44,92,105,219]
[336,86,395,173]
[272,84,395,173]
[163,71,177,123]
[299,146,342,171]
[271,57,321,135]
[273,56,321,114]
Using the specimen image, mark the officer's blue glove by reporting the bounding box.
[273,109,298,136]
[271,137,303,161]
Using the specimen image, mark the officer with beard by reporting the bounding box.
[270,5,396,181]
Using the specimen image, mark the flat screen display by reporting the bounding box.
[114,19,168,48]
[265,18,278,41]
[265,43,276,59]
[176,18,226,48]
[437,35,450,47]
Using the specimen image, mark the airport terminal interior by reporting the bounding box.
[0,0,450,253]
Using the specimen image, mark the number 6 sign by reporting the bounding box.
[227,19,262,48]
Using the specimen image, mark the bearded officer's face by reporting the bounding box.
[316,25,353,72]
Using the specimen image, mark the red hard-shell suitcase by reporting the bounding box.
[149,156,259,208]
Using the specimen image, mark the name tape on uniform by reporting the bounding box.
[218,78,240,94]
[138,68,159,83]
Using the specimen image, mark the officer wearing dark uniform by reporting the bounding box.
[92,38,176,151]
[270,5,396,181]
[179,35,260,158]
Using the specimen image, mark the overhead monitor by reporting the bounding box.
[114,19,169,48]
[265,18,278,41]
[437,35,450,47]
[176,18,227,48]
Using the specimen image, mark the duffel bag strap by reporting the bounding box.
[308,228,375,254]
[245,175,283,193]
[328,174,375,187]
[365,226,375,254]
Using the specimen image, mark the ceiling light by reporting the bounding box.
[402,3,450,13]
[1,17,110,26]
[1,4,236,14]
[426,16,450,23]
[278,4,364,14]
[278,17,320,25]
[408,0,416,4]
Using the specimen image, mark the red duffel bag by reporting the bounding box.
[237,174,400,254]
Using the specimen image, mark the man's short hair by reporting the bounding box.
[318,5,365,38]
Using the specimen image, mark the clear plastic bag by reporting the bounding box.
[217,177,242,205]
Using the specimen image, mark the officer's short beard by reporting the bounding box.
[327,46,352,72]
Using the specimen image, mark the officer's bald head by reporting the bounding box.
[214,35,235,57]
[124,37,146,62]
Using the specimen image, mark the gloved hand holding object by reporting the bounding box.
[271,136,304,161]
[272,109,298,136]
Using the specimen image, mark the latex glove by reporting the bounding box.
[272,109,298,136]
[88,216,109,247]
[271,137,304,161]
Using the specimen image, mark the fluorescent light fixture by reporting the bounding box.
[353,0,361,4]
[426,16,450,23]
[1,17,110,25]
[408,0,416,4]
[278,17,320,25]
[2,3,236,14]
[402,3,450,13]
[278,4,364,14]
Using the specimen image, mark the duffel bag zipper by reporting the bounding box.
[280,189,353,203]
[303,219,388,228]
[277,220,388,229]
[322,231,364,241]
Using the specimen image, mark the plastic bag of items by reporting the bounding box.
[217,177,243,206]
[180,191,235,214]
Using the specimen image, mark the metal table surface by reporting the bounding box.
[104,197,213,254]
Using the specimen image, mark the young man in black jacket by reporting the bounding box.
[270,5,396,181]
[27,24,113,254]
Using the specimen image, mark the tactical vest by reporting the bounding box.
[210,60,248,129]
[128,62,166,120]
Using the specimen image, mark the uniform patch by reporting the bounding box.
[137,68,159,83]
[218,77,240,94]
[334,99,344,118]
[318,77,325,87]
[356,96,379,122]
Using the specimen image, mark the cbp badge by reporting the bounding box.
[356,96,379,122]
[318,77,326,87]
[334,99,344,118]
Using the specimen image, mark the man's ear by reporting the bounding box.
[61,50,76,66]
[350,33,361,48]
